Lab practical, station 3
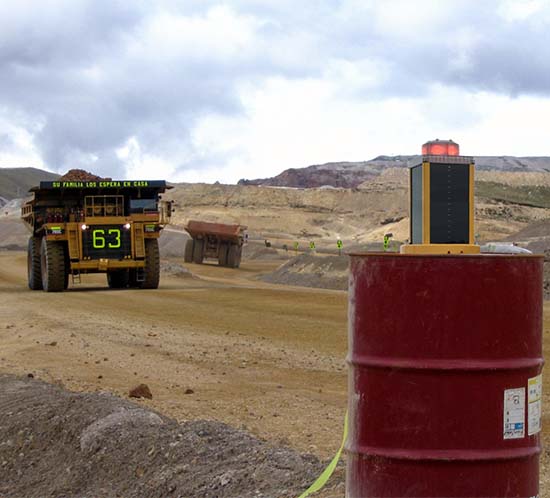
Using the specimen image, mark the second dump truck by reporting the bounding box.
[21,179,172,292]
[184,220,247,268]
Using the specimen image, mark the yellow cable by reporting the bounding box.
[297,412,348,498]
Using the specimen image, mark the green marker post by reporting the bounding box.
[383,232,393,252]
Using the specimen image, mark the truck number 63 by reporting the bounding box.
[92,228,121,249]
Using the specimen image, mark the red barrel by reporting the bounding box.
[346,254,543,497]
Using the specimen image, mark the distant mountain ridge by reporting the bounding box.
[4,156,550,199]
[0,167,59,200]
[239,155,550,188]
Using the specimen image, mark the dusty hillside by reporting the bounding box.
[0,167,59,200]
[167,181,408,249]
[239,155,550,188]
[262,254,349,290]
[166,171,550,249]
[2,167,550,253]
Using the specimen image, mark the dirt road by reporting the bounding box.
[1,250,549,496]
[0,252,348,456]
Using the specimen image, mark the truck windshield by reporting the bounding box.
[130,198,157,214]
[84,195,124,217]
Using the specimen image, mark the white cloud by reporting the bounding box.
[1,0,550,182]
[460,93,550,156]
[117,136,177,180]
[134,5,262,61]
[371,0,450,34]
[0,115,44,168]
[189,77,550,183]
[498,0,550,21]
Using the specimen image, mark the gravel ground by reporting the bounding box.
[0,374,334,498]
[261,254,348,290]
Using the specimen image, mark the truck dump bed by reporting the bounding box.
[185,220,245,243]
[184,220,247,268]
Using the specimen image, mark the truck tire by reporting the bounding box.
[235,245,243,268]
[64,250,70,290]
[40,239,67,292]
[193,239,204,264]
[227,243,239,268]
[27,236,43,290]
[218,242,228,266]
[184,239,194,263]
[140,239,160,289]
[107,270,129,289]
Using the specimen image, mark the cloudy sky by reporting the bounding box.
[1,0,550,183]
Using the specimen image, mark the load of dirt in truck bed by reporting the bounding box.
[261,253,349,290]
[0,375,330,498]
[58,169,110,181]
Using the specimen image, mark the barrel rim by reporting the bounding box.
[344,444,541,461]
[346,354,544,371]
[347,251,543,258]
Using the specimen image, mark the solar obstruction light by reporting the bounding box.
[401,139,479,255]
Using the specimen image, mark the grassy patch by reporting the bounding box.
[476,181,550,208]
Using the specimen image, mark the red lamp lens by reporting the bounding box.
[422,140,459,156]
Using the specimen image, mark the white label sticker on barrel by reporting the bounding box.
[528,375,542,436]
[503,387,525,439]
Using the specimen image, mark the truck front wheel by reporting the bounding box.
[227,243,240,268]
[236,245,242,268]
[184,239,194,263]
[140,239,160,289]
[27,236,43,290]
[218,242,228,266]
[193,239,204,264]
[40,239,67,292]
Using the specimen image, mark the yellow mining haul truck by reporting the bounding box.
[21,180,172,292]
[184,220,247,268]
